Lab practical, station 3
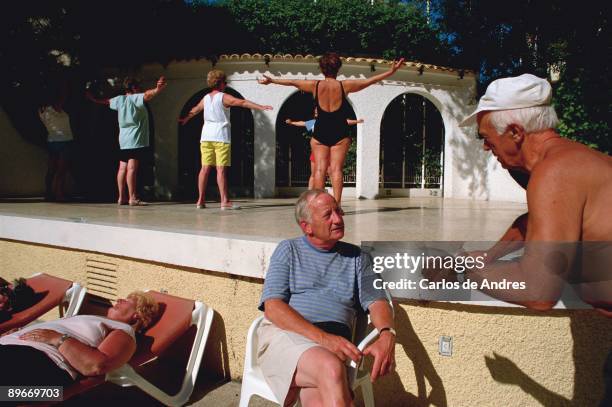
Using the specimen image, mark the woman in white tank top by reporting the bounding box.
[179,69,272,209]
[0,291,159,386]
[201,92,231,143]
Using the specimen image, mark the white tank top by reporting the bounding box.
[39,106,74,142]
[0,315,135,379]
[201,92,231,143]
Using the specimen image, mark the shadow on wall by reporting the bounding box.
[252,109,275,198]
[485,311,612,406]
[448,130,490,200]
[396,300,610,407]
[371,303,448,406]
[441,85,493,200]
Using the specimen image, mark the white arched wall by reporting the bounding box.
[133,57,525,202]
[349,84,452,199]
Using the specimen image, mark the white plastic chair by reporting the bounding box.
[239,315,282,406]
[27,272,88,318]
[239,291,393,407]
[348,289,394,407]
[0,272,87,334]
[60,280,87,318]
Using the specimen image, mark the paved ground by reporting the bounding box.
[64,376,276,406]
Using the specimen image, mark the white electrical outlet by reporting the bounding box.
[439,336,452,356]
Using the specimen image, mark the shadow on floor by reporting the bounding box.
[344,206,425,216]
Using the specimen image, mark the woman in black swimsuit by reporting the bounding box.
[259,52,404,206]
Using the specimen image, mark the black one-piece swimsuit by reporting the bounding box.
[312,81,350,147]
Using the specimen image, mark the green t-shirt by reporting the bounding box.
[109,93,149,150]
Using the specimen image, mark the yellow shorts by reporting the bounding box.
[200,141,231,167]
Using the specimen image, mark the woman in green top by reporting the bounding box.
[86,76,166,206]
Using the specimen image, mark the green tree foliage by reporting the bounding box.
[439,0,611,152]
[2,0,609,153]
[1,0,235,142]
[222,0,448,63]
[1,0,236,99]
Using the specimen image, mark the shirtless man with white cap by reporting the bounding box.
[455,73,612,405]
[457,73,612,314]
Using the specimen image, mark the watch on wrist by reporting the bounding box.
[379,327,396,337]
[56,333,71,348]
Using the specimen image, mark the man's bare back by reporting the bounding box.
[530,136,612,241]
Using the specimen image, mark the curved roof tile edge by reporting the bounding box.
[217,53,474,75]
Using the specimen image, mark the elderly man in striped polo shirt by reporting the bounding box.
[257,189,395,406]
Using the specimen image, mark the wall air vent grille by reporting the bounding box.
[85,258,118,302]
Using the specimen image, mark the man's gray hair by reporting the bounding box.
[488,105,559,134]
[295,189,328,225]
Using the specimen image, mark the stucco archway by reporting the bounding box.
[379,93,445,193]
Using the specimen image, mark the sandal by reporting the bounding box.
[196,203,206,209]
[128,200,148,206]
[220,203,240,210]
[117,200,128,206]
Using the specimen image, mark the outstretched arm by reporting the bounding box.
[178,98,204,126]
[347,118,364,126]
[343,58,405,93]
[143,76,167,102]
[223,94,273,111]
[258,75,316,94]
[285,119,307,127]
[85,90,110,106]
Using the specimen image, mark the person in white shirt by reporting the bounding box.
[39,85,74,202]
[0,291,159,386]
[179,70,272,209]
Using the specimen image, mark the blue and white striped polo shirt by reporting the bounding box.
[259,236,385,328]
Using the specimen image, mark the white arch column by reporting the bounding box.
[226,78,294,198]
[348,89,387,199]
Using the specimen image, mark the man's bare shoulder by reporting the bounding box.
[532,139,612,185]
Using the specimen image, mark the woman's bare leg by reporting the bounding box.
[54,157,68,201]
[217,165,230,205]
[197,165,212,206]
[126,158,139,202]
[311,139,330,190]
[308,161,315,190]
[117,161,128,204]
[329,137,351,205]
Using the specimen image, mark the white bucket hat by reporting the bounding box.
[460,74,552,127]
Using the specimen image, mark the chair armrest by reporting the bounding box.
[349,329,379,369]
